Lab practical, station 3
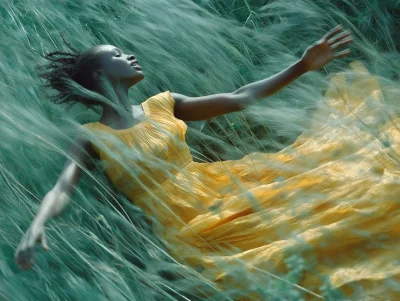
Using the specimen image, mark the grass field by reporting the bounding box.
[1,0,399,300]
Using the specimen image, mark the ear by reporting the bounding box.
[93,70,103,80]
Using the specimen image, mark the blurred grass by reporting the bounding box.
[0,0,399,300]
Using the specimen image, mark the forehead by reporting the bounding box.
[92,45,120,56]
[83,45,120,67]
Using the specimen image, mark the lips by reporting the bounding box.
[130,60,139,67]
[129,60,142,70]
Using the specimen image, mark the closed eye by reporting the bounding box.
[113,48,123,57]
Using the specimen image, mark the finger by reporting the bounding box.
[16,252,30,269]
[41,233,49,251]
[332,37,353,50]
[21,259,34,270]
[16,247,35,269]
[15,248,27,266]
[324,25,343,41]
[328,30,351,46]
[334,49,351,59]
[15,243,31,266]
[20,257,34,270]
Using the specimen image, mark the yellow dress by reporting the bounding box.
[83,61,400,300]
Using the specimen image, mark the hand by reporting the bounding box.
[301,25,353,71]
[15,222,49,270]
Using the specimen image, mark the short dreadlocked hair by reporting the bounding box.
[36,36,103,111]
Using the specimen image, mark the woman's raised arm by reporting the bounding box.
[14,136,96,270]
[172,25,353,121]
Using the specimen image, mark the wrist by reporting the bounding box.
[32,216,46,229]
[296,59,309,74]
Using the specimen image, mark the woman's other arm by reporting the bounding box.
[15,136,96,269]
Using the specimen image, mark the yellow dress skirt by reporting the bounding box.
[83,61,400,300]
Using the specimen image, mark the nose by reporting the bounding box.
[127,55,135,60]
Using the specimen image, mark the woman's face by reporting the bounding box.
[88,44,144,87]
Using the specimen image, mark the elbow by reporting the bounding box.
[232,90,255,111]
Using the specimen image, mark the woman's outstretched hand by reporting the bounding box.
[15,222,49,270]
[301,25,353,71]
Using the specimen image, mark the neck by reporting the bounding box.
[97,81,135,126]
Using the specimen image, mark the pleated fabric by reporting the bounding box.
[83,61,400,300]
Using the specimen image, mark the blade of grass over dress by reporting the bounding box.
[83,62,400,300]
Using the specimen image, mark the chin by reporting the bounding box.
[128,75,144,86]
[135,72,144,79]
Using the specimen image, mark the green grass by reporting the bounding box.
[1,0,400,300]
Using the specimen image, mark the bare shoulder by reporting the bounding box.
[170,92,186,104]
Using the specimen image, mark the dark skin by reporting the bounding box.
[15,25,352,269]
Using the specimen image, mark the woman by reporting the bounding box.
[15,25,365,298]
